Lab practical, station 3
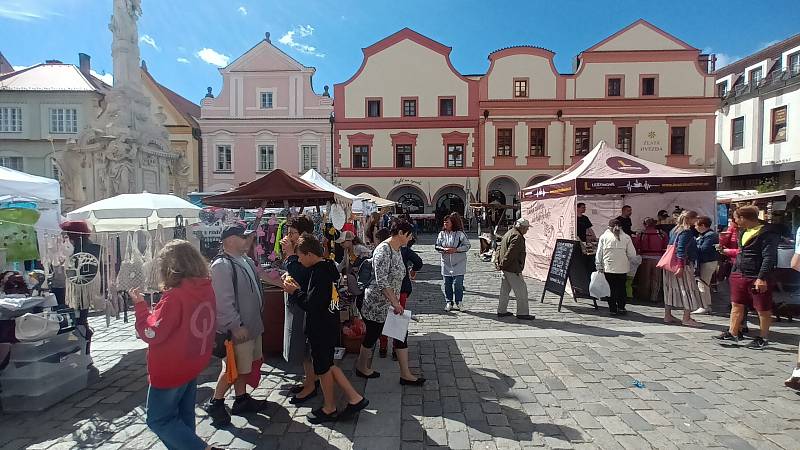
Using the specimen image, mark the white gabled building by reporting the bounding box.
[0,54,108,181]
[715,34,800,190]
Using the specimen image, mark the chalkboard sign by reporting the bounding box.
[541,239,598,312]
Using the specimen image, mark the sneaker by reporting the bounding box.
[452,303,461,311]
[745,336,768,350]
[445,302,453,312]
[692,307,709,315]
[497,312,513,318]
[206,399,231,428]
[713,331,739,343]
[231,393,267,415]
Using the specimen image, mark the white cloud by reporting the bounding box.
[0,7,42,21]
[176,57,190,64]
[139,34,159,51]
[759,40,779,50]
[703,47,739,70]
[278,25,325,57]
[237,6,247,15]
[90,69,113,86]
[196,48,230,67]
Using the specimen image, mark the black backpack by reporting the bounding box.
[355,257,374,294]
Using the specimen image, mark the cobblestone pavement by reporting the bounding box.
[2,236,800,449]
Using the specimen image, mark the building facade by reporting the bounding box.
[715,34,800,190]
[480,20,718,205]
[333,21,717,213]
[200,33,334,193]
[333,29,479,216]
[140,62,202,193]
[0,57,107,182]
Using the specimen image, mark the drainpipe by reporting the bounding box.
[329,112,335,184]
[557,109,566,170]
[194,127,203,192]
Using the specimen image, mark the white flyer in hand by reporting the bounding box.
[382,308,412,341]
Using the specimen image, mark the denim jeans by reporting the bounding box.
[443,275,465,304]
[146,379,206,450]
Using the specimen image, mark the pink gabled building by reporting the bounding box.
[200,32,334,192]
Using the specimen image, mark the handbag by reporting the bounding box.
[144,227,164,292]
[656,244,681,273]
[15,312,60,341]
[116,232,146,292]
[212,330,231,359]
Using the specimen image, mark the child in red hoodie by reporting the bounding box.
[133,240,218,450]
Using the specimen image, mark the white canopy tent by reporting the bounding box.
[0,165,62,239]
[301,169,374,213]
[520,141,717,281]
[66,192,201,232]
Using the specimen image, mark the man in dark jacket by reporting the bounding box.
[615,205,634,236]
[715,206,778,349]
[495,219,534,320]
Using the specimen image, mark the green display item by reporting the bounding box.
[0,208,41,262]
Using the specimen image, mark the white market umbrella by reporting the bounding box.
[66,192,201,232]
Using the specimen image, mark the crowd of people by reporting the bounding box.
[126,203,800,449]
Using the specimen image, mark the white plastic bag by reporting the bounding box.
[589,271,611,299]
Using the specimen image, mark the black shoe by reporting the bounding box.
[516,314,535,321]
[231,393,267,415]
[206,399,231,428]
[339,398,369,419]
[714,331,739,343]
[746,336,768,350]
[609,310,620,316]
[497,312,513,318]
[307,407,338,424]
[618,308,628,316]
[289,390,317,405]
[400,377,426,386]
[356,369,381,379]
[379,348,387,358]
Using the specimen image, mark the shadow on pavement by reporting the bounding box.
[404,332,583,446]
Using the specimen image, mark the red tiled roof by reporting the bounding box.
[142,68,200,127]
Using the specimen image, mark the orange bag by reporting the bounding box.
[224,339,238,383]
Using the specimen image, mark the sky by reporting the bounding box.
[1,0,799,104]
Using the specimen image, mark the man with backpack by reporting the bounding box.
[206,223,267,427]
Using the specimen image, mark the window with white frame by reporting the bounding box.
[216,144,232,171]
[260,91,273,109]
[789,52,800,75]
[258,144,275,171]
[0,107,22,132]
[0,156,23,171]
[302,145,318,171]
[49,108,78,134]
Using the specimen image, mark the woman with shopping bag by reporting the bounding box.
[659,210,703,327]
[595,219,637,316]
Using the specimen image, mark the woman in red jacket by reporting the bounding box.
[132,240,219,450]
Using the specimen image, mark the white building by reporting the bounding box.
[715,34,800,189]
[0,54,108,181]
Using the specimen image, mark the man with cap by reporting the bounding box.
[206,223,267,427]
[495,218,534,320]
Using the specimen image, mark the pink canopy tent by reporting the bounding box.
[520,141,716,281]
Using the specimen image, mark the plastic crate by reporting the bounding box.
[10,332,81,363]
[0,351,89,394]
[0,369,88,412]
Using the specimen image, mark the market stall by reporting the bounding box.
[520,141,716,286]
[204,169,337,356]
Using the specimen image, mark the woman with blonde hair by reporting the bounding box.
[663,210,703,327]
[132,240,219,450]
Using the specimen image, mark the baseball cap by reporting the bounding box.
[221,223,254,240]
[335,230,355,244]
[516,218,530,228]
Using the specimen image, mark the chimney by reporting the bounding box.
[78,53,91,74]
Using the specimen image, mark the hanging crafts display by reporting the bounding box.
[0,208,41,262]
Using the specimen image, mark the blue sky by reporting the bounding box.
[1,0,799,104]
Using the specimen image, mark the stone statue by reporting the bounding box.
[171,151,191,198]
[60,0,181,210]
